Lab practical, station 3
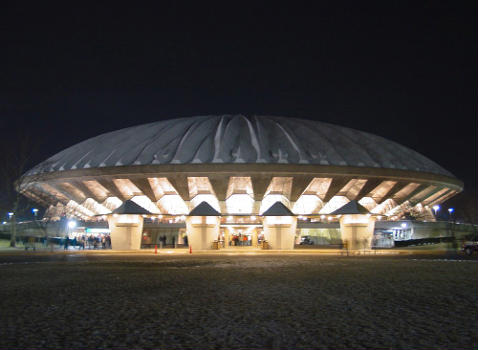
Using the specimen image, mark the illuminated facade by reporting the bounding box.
[19,115,463,249]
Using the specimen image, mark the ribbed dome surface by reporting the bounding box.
[27,115,453,177]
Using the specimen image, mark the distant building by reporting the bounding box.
[19,115,462,249]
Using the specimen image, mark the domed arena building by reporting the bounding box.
[19,115,463,250]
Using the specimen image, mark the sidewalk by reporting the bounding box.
[0,245,457,256]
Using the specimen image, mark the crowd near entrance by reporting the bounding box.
[64,233,112,250]
[220,226,263,248]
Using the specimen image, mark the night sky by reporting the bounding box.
[1,2,476,195]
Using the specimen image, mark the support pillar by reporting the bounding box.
[252,229,258,247]
[339,214,376,250]
[224,228,230,248]
[262,216,297,250]
[107,214,144,250]
[185,216,220,250]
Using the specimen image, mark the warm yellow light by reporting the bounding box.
[260,194,290,214]
[319,196,349,214]
[293,194,322,214]
[117,214,140,224]
[131,195,161,214]
[265,216,293,225]
[206,216,217,225]
[158,194,188,214]
[226,194,254,214]
[191,194,220,213]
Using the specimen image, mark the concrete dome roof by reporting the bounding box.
[27,115,453,177]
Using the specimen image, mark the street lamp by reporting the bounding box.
[66,220,76,237]
[32,208,39,220]
[68,220,76,229]
[448,208,454,221]
[432,205,440,219]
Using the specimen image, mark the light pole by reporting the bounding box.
[448,208,454,221]
[67,220,76,235]
[447,208,456,251]
[32,208,39,220]
[8,212,16,247]
[64,220,76,251]
[432,205,440,220]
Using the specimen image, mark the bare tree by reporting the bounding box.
[0,130,42,247]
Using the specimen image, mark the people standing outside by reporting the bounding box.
[64,236,70,251]
[78,236,85,250]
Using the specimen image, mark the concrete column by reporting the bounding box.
[177,232,183,245]
[339,214,376,250]
[252,229,258,247]
[253,201,261,214]
[107,214,144,250]
[224,228,230,248]
[186,216,220,250]
[218,201,227,214]
[262,216,297,250]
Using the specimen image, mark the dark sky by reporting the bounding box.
[1,2,476,192]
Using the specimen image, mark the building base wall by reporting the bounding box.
[339,214,375,250]
[263,217,297,250]
[107,215,144,250]
[186,216,220,250]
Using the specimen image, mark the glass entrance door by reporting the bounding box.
[223,226,260,248]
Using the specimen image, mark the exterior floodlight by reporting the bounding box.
[401,223,407,228]
[448,207,454,222]
[8,212,14,218]
[32,208,39,213]
[67,220,77,229]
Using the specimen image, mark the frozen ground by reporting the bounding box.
[0,253,476,349]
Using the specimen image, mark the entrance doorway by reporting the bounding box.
[221,226,261,248]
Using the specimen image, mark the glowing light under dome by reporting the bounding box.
[319,196,349,214]
[260,194,290,214]
[131,195,161,214]
[82,198,111,215]
[293,194,322,214]
[102,197,123,211]
[358,196,377,211]
[226,194,254,214]
[190,194,221,213]
[371,198,396,215]
[158,194,188,214]
[66,200,95,218]
[264,216,294,225]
